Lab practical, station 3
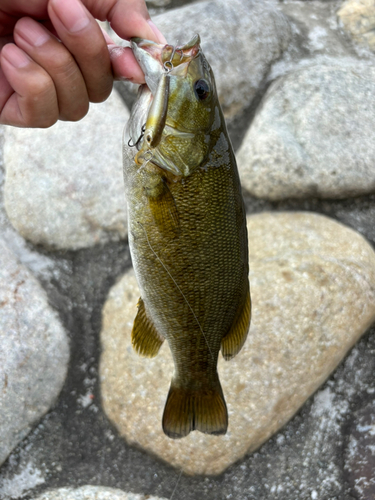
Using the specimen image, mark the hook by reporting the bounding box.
[128,124,146,149]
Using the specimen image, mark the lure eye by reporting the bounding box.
[194,79,210,101]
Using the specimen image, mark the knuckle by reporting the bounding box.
[49,52,77,77]
[88,82,112,104]
[60,101,89,122]
[23,111,58,128]
[28,71,53,99]
[37,115,58,128]
[22,75,59,128]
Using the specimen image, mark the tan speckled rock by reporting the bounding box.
[99,212,375,475]
[338,0,375,52]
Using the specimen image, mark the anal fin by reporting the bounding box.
[221,286,251,361]
[132,297,164,357]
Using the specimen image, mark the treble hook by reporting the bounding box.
[128,124,146,149]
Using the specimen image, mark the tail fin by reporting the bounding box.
[162,380,228,439]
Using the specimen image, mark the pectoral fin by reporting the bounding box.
[132,297,165,357]
[221,286,251,361]
[147,179,180,237]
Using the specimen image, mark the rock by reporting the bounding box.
[345,398,375,499]
[146,0,172,6]
[117,0,291,120]
[237,62,375,200]
[99,212,375,475]
[3,91,129,250]
[0,239,69,467]
[275,0,355,62]
[0,461,45,499]
[338,0,375,52]
[33,485,167,500]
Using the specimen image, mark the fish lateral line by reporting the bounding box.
[137,221,214,361]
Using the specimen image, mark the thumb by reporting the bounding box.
[106,0,166,43]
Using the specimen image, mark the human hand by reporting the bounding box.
[0,0,166,127]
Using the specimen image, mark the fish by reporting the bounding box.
[123,34,250,439]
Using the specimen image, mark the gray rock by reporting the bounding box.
[99,212,375,475]
[3,91,129,250]
[275,0,356,63]
[0,461,45,499]
[0,239,69,467]
[146,0,172,6]
[33,485,167,500]
[237,62,375,200]
[117,0,292,120]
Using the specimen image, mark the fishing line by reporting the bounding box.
[137,221,214,361]
[169,468,183,500]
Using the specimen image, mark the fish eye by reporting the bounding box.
[194,79,210,101]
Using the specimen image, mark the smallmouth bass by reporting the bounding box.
[123,35,250,438]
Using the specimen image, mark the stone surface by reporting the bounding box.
[276,0,355,61]
[100,212,375,475]
[338,0,375,52]
[0,239,69,467]
[345,398,375,498]
[117,0,291,119]
[33,486,167,500]
[3,91,129,250]
[146,0,171,6]
[237,62,375,200]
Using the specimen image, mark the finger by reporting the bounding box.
[0,10,18,37]
[97,5,165,84]
[14,17,89,121]
[93,0,166,44]
[0,43,58,127]
[108,45,145,83]
[100,27,145,84]
[100,28,145,83]
[48,0,113,103]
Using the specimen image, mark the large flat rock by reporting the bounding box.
[99,212,375,475]
[3,91,129,250]
[0,239,69,466]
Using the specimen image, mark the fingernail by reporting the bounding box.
[2,44,31,68]
[19,20,51,47]
[147,20,167,44]
[51,0,90,33]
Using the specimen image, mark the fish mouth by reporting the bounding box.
[131,35,201,93]
[130,35,201,176]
